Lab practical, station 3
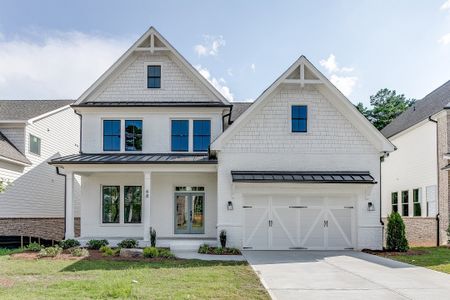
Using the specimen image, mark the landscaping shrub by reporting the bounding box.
[100,246,120,256]
[143,247,174,258]
[87,239,109,250]
[118,239,138,248]
[447,224,450,243]
[69,247,89,257]
[158,248,175,258]
[386,212,409,252]
[198,244,241,255]
[150,227,157,247]
[220,230,227,248]
[59,239,80,250]
[198,244,209,254]
[25,242,42,252]
[38,246,62,257]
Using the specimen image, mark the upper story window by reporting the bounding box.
[171,120,189,152]
[193,120,211,152]
[401,190,409,216]
[291,105,307,132]
[29,134,41,155]
[103,120,121,151]
[391,192,398,213]
[413,188,421,217]
[125,120,143,151]
[147,65,161,88]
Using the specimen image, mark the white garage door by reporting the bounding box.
[243,194,355,250]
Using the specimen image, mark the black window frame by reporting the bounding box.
[102,185,120,224]
[193,120,211,152]
[124,185,142,224]
[103,120,121,151]
[171,120,189,152]
[291,105,308,133]
[147,65,161,89]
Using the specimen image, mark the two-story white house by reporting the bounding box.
[50,27,394,250]
[0,100,80,244]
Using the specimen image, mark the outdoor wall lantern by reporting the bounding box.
[227,201,234,210]
[368,202,375,211]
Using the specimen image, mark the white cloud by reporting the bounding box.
[0,30,129,99]
[438,33,450,45]
[195,65,234,101]
[441,0,450,10]
[194,35,225,56]
[319,54,339,73]
[330,74,358,97]
[251,63,256,72]
[240,98,254,103]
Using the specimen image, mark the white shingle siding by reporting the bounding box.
[92,53,216,103]
[0,107,81,218]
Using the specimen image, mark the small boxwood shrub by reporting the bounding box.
[386,212,409,252]
[198,244,241,255]
[25,242,42,252]
[38,246,62,257]
[143,247,174,258]
[69,247,89,257]
[100,246,120,257]
[150,227,157,247]
[59,239,80,250]
[87,239,109,250]
[118,239,138,248]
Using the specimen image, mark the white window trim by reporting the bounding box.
[288,103,309,135]
[29,133,41,156]
[412,188,423,217]
[100,184,143,226]
[144,62,164,90]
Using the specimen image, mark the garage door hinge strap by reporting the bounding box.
[344,206,354,209]
[289,206,308,208]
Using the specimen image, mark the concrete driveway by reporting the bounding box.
[243,251,450,300]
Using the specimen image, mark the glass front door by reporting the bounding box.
[175,193,204,234]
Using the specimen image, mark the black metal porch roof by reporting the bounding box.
[231,171,376,184]
[49,153,217,164]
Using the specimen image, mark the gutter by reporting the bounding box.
[428,116,440,246]
[55,167,67,239]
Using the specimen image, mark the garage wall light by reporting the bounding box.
[227,201,233,210]
[368,202,375,211]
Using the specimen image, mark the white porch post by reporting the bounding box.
[143,171,152,241]
[65,170,75,239]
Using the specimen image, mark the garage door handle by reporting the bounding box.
[289,206,308,208]
[344,206,354,209]
[242,206,252,208]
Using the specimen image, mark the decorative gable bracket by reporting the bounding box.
[135,32,169,53]
[282,61,323,87]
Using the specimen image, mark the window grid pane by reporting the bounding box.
[124,186,142,223]
[103,120,121,151]
[147,66,161,88]
[401,191,409,217]
[391,192,398,213]
[125,120,142,151]
[171,120,189,151]
[193,120,211,152]
[102,186,120,223]
[29,134,41,155]
[292,105,307,132]
[413,189,421,217]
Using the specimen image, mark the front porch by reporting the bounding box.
[62,163,218,250]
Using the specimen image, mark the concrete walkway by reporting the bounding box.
[173,250,246,261]
[243,251,450,300]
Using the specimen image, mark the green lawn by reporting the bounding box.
[0,249,268,300]
[386,247,450,274]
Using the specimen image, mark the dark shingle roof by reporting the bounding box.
[381,80,450,138]
[0,100,74,121]
[231,171,375,184]
[230,102,253,122]
[49,153,217,165]
[0,131,31,165]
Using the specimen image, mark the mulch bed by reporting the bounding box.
[9,250,178,262]
[198,246,241,255]
[362,248,429,257]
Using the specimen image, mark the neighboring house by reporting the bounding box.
[381,81,450,246]
[50,27,394,250]
[0,100,80,242]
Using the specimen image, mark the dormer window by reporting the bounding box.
[147,65,161,88]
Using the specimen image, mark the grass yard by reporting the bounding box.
[385,247,450,274]
[0,249,269,300]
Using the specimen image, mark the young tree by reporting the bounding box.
[355,89,415,130]
[386,212,409,252]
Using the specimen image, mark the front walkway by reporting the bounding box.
[243,251,450,300]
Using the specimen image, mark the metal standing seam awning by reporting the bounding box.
[231,171,376,184]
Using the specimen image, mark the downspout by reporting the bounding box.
[73,108,82,153]
[55,167,67,239]
[428,116,439,246]
[380,153,385,248]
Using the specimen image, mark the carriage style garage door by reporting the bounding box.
[242,194,355,250]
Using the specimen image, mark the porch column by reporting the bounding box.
[65,170,75,239]
[143,171,152,241]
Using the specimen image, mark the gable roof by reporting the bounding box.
[74,27,230,106]
[230,102,253,122]
[211,56,394,153]
[0,100,73,122]
[381,80,450,138]
[0,131,31,165]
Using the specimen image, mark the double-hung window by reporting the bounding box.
[29,134,41,155]
[171,120,189,151]
[125,120,142,151]
[103,120,121,151]
[193,120,211,152]
[147,65,161,88]
[391,192,398,213]
[291,105,308,132]
[401,190,409,216]
[413,188,421,217]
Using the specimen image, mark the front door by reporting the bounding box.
[174,193,205,234]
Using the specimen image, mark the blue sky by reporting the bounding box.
[0,0,450,105]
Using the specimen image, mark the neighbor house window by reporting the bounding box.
[125,120,142,151]
[193,120,211,152]
[171,120,189,151]
[291,105,308,132]
[29,134,41,155]
[391,192,398,213]
[103,120,121,151]
[413,188,421,217]
[401,190,409,216]
[124,186,142,223]
[147,65,161,88]
[102,186,120,223]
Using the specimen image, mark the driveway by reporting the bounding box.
[243,251,450,300]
